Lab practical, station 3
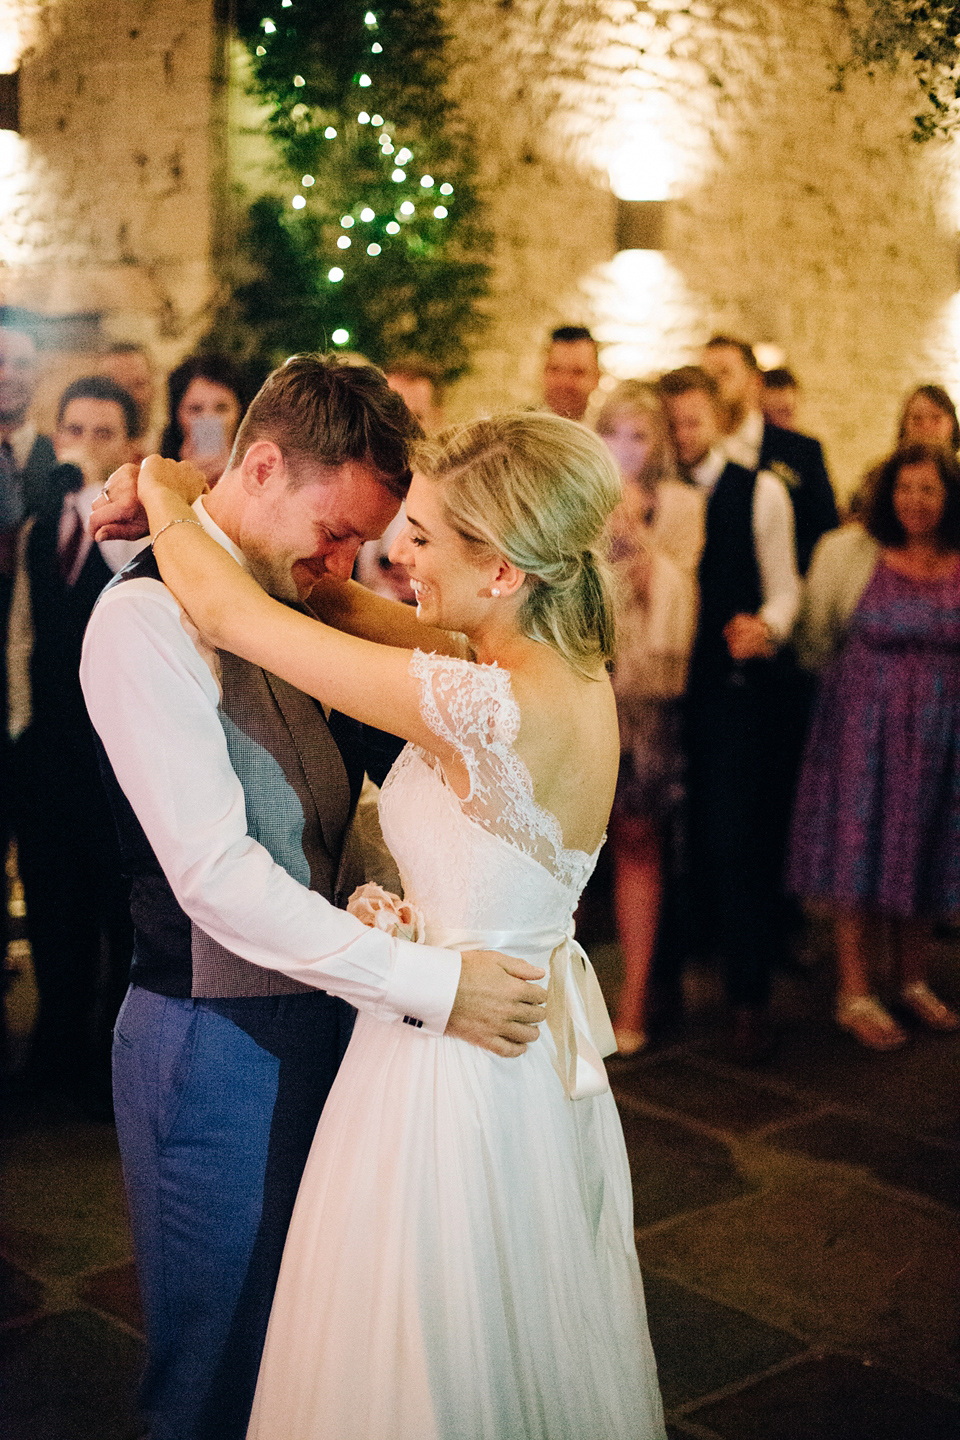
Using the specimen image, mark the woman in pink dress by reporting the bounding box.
[596,382,704,1055]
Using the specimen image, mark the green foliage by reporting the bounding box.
[209,1,491,376]
[843,0,960,140]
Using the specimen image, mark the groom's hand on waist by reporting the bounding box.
[446,952,547,1058]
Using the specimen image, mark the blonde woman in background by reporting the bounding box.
[597,381,706,1055]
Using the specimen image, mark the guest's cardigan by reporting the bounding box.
[792,523,880,672]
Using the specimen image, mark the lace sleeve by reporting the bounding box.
[406,651,597,890]
[409,650,520,796]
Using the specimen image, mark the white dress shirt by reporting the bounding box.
[720,407,765,470]
[79,496,461,1034]
[689,447,800,642]
[8,420,38,472]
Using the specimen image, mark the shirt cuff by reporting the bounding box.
[377,938,462,1036]
[758,600,797,645]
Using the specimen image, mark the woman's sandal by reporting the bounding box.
[899,982,960,1032]
[613,1028,648,1058]
[836,994,907,1051]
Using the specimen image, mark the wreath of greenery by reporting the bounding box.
[210,1,491,377]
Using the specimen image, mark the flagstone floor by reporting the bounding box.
[2,898,959,1440]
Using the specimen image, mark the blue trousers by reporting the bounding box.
[113,984,355,1440]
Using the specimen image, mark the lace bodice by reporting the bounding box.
[378,651,600,938]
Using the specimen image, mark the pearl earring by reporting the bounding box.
[491,586,501,598]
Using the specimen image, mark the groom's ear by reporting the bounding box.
[238,440,286,494]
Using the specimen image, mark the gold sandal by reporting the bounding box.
[613,1028,648,1057]
[899,982,960,1032]
[836,994,906,1051]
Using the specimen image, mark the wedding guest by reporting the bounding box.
[354,355,444,603]
[897,383,959,452]
[160,354,257,486]
[0,314,56,1005]
[761,367,800,432]
[700,335,838,573]
[98,342,160,457]
[789,441,960,1049]
[542,325,601,422]
[7,376,144,1108]
[0,313,57,526]
[659,365,800,1061]
[847,384,960,524]
[384,354,446,434]
[597,381,704,1054]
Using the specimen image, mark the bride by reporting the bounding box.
[128,411,665,1440]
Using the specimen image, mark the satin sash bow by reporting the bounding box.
[423,922,616,1102]
[544,930,617,1100]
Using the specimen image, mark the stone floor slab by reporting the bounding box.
[765,1110,960,1211]
[0,1309,145,1440]
[0,1255,43,1326]
[638,1170,960,1398]
[619,1107,756,1228]
[80,1261,143,1334]
[643,1269,805,1410]
[616,1056,812,1136]
[691,1352,960,1440]
[0,1119,131,1277]
[754,1019,960,1142]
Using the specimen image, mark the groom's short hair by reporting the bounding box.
[231,353,423,499]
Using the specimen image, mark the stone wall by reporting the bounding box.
[0,0,223,421]
[2,0,959,494]
[444,0,960,498]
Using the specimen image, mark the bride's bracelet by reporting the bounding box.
[152,517,205,549]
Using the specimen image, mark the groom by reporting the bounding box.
[80,354,547,1440]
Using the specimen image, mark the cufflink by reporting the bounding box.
[403,1015,424,1028]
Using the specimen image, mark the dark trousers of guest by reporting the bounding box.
[12,725,133,1100]
[113,985,355,1440]
[0,569,13,1076]
[686,662,797,1009]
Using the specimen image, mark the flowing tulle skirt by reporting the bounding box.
[247,1009,665,1440]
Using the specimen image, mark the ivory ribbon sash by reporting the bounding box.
[424,923,616,1101]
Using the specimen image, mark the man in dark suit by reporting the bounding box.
[1,315,57,1067]
[701,336,838,574]
[659,366,801,1061]
[7,375,143,1109]
[0,316,57,541]
[541,325,601,422]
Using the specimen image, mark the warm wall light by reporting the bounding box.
[615,198,667,252]
[0,69,19,131]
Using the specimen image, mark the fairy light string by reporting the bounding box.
[215,0,491,376]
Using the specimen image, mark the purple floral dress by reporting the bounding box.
[787,558,960,917]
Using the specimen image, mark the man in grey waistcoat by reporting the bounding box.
[80,354,547,1440]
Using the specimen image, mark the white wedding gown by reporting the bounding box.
[247,652,666,1440]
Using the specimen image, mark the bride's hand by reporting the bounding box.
[90,456,208,542]
[137,454,209,510]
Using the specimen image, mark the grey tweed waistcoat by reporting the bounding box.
[192,648,366,997]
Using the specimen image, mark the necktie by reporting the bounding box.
[58,500,85,582]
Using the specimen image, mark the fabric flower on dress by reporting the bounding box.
[347,882,424,942]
